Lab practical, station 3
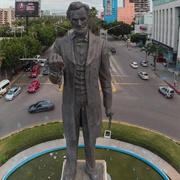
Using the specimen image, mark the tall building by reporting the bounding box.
[134,0,150,13]
[118,0,135,25]
[152,0,180,72]
[0,7,15,26]
[103,0,118,23]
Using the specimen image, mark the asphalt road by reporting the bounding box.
[0,36,179,141]
[106,35,180,141]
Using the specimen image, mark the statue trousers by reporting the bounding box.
[65,106,97,175]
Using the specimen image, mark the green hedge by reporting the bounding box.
[0,121,179,173]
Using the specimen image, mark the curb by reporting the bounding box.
[164,81,180,95]
[151,69,180,95]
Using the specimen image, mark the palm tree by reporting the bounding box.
[144,43,167,70]
[141,42,151,62]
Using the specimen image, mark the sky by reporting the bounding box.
[0,0,106,13]
[0,0,151,13]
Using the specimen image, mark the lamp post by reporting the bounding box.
[54,24,71,35]
[105,24,122,42]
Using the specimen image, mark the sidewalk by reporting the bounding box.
[151,66,180,95]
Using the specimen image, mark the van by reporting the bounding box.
[0,79,11,97]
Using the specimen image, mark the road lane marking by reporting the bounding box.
[114,82,166,85]
[14,82,53,86]
[110,56,125,75]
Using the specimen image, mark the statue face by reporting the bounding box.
[69,7,88,36]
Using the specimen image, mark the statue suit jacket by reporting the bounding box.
[50,30,112,140]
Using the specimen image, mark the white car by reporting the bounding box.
[138,71,149,80]
[35,54,40,59]
[130,62,138,68]
[140,61,148,67]
[158,86,174,98]
[39,60,47,67]
[5,86,21,100]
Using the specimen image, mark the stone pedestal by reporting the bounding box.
[61,160,108,180]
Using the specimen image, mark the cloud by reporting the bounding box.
[1,0,104,13]
[1,0,103,10]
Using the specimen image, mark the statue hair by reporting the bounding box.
[66,1,90,19]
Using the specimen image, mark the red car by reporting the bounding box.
[157,56,166,63]
[29,65,40,78]
[27,80,40,93]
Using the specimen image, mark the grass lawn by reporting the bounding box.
[0,121,179,173]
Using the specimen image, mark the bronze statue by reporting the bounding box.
[48,2,113,180]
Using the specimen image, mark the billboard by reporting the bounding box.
[105,0,112,15]
[15,2,39,17]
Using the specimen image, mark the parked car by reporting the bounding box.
[28,100,55,113]
[111,47,116,54]
[0,79,11,97]
[24,62,35,72]
[39,60,47,67]
[5,86,21,100]
[157,56,166,63]
[42,66,49,75]
[27,80,40,93]
[29,65,40,78]
[138,71,149,80]
[130,62,138,69]
[140,61,148,67]
[158,86,174,98]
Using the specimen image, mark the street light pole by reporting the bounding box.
[54,24,71,35]
[105,30,107,42]
[105,24,122,42]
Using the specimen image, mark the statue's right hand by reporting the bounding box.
[48,53,65,72]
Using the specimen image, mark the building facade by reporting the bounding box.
[152,0,180,72]
[134,12,153,39]
[134,0,150,13]
[103,0,118,23]
[0,7,15,26]
[118,0,135,25]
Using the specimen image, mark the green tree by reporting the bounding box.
[0,23,12,37]
[0,50,5,80]
[28,24,56,47]
[20,36,41,58]
[145,43,168,70]
[0,36,41,78]
[130,33,140,45]
[0,38,24,77]
[89,7,101,35]
[104,21,132,39]
[140,40,151,62]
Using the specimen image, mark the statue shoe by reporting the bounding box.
[87,171,99,180]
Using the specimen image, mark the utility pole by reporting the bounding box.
[105,24,122,42]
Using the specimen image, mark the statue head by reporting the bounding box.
[67,2,90,37]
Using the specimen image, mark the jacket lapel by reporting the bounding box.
[86,31,97,66]
[65,32,76,65]
[64,31,97,66]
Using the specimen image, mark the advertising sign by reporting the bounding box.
[15,2,39,17]
[105,0,112,15]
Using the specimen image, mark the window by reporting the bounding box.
[2,82,10,89]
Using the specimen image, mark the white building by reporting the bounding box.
[152,0,180,72]
[134,12,153,39]
[0,7,15,26]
